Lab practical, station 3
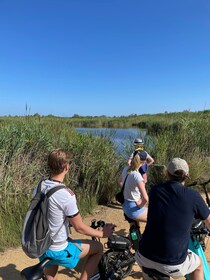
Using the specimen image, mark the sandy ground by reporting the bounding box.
[0,202,209,280]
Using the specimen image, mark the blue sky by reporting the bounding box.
[0,0,210,117]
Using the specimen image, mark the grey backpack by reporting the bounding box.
[21,180,65,258]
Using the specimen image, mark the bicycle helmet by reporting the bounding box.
[134,138,144,145]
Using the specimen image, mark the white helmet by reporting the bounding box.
[134,138,144,145]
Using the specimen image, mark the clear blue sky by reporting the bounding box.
[1,0,210,117]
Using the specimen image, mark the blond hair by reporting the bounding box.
[127,153,145,173]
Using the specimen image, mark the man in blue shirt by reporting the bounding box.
[135,158,210,279]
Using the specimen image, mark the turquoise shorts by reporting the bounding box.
[39,239,82,269]
[123,200,146,220]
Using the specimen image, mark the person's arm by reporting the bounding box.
[136,180,148,208]
[68,213,114,238]
[118,174,123,188]
[127,152,134,166]
[194,191,210,230]
[204,214,210,230]
[127,158,132,166]
[146,153,154,166]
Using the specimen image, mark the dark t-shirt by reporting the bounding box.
[139,181,210,265]
[139,163,148,175]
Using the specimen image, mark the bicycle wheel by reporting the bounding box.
[98,249,134,279]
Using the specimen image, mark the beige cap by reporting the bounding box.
[167,158,189,176]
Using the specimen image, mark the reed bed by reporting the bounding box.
[0,118,119,251]
[0,112,210,251]
[148,116,210,186]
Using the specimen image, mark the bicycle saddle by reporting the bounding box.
[142,266,170,280]
[20,258,51,280]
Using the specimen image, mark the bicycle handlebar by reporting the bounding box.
[191,227,210,236]
[91,219,105,229]
[187,178,210,188]
[187,178,210,207]
[187,181,198,187]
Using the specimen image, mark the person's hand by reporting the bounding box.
[136,199,142,207]
[102,223,116,238]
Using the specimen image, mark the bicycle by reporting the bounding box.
[20,218,137,280]
[20,179,210,280]
[185,178,210,280]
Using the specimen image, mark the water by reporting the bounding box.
[75,127,146,155]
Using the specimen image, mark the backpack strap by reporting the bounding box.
[122,174,129,194]
[36,180,44,194]
[36,180,66,197]
[45,184,67,243]
[46,185,66,198]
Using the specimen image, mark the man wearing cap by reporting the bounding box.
[135,158,210,279]
[128,138,154,183]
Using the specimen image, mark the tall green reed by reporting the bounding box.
[148,117,210,185]
[0,118,120,251]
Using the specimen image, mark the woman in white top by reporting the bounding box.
[118,150,148,223]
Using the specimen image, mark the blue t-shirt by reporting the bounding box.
[139,181,210,265]
[139,164,148,175]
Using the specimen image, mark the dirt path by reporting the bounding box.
[0,202,209,280]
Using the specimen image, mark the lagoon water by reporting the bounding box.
[75,127,146,156]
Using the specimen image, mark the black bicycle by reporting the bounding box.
[20,216,167,280]
[20,218,138,280]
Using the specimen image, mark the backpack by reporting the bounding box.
[21,180,66,258]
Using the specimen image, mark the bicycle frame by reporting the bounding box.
[185,179,210,280]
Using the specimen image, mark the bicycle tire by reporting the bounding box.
[98,249,134,279]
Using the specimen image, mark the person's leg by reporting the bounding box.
[123,201,147,223]
[189,257,203,280]
[79,240,103,280]
[44,264,59,280]
[136,251,203,279]
[136,208,148,223]
[41,240,82,280]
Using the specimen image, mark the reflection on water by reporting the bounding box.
[75,127,146,156]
